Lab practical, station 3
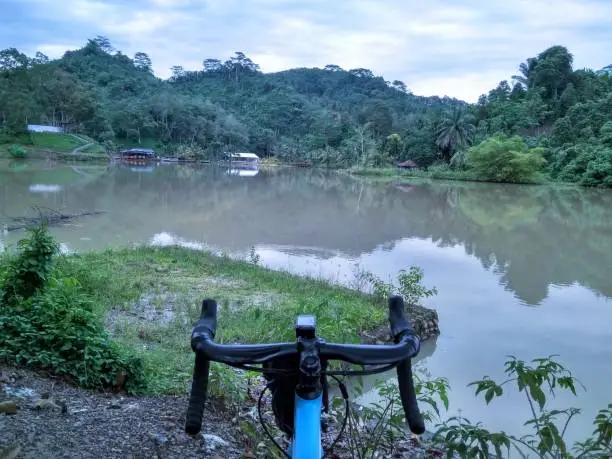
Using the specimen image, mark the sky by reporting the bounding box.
[1,0,612,102]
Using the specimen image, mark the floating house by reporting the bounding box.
[118,148,156,160]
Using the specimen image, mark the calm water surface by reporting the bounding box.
[1,159,611,447]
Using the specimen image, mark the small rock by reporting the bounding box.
[107,401,122,409]
[202,433,229,450]
[0,400,17,414]
[33,398,60,410]
[151,432,169,447]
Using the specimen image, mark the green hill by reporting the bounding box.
[0,38,460,166]
[1,39,611,184]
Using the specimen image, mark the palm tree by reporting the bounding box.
[435,107,475,162]
[511,58,537,89]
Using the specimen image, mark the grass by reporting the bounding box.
[28,133,82,151]
[0,132,108,160]
[55,246,390,396]
[344,166,552,185]
[82,143,106,154]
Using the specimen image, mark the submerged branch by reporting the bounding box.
[4,209,106,231]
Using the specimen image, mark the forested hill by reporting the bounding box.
[1,38,612,185]
[0,36,460,165]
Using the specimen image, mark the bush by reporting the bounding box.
[466,135,547,183]
[8,143,28,158]
[433,356,612,458]
[358,266,437,305]
[1,223,58,304]
[0,225,145,393]
[551,143,612,186]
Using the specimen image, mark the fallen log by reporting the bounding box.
[4,210,106,231]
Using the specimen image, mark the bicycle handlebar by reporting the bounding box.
[185,296,425,436]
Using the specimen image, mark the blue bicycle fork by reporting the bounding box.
[289,393,323,459]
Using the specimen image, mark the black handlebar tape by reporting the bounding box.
[194,299,218,339]
[184,299,218,435]
[184,353,210,435]
[388,295,425,434]
[388,295,414,337]
[396,358,425,434]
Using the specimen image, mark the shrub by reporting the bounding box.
[433,356,612,458]
[358,266,437,305]
[1,223,58,304]
[0,224,146,393]
[466,135,547,183]
[8,143,28,158]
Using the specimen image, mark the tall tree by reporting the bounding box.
[435,107,476,162]
[93,36,114,54]
[133,52,152,73]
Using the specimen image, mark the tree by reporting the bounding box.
[391,80,409,93]
[531,46,573,100]
[512,57,537,89]
[488,80,511,102]
[0,48,30,70]
[133,52,152,73]
[170,66,185,80]
[203,58,222,72]
[466,135,546,182]
[435,107,476,162]
[385,133,404,160]
[359,102,393,137]
[349,68,374,79]
[601,121,612,147]
[93,36,114,54]
[324,64,342,72]
[32,52,50,66]
[352,123,376,166]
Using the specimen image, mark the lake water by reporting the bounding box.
[1,159,611,449]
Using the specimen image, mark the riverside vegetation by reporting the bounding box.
[1,225,610,458]
[1,40,611,185]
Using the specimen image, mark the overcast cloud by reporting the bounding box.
[1,0,611,102]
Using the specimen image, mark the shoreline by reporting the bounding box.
[3,152,598,189]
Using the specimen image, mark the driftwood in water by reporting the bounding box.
[5,209,106,231]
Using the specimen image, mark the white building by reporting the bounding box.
[26,124,64,133]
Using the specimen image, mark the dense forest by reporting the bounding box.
[1,37,611,185]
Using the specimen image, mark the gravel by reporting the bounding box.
[0,366,242,459]
[1,366,447,458]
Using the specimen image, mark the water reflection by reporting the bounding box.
[1,161,611,446]
[1,162,611,307]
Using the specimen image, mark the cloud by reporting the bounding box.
[1,0,611,102]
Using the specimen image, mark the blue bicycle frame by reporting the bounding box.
[185,297,425,458]
[289,393,323,458]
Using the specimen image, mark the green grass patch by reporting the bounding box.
[82,143,106,154]
[0,131,106,156]
[2,227,434,400]
[51,246,388,396]
[344,166,551,185]
[28,133,82,151]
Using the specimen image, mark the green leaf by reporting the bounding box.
[485,387,495,404]
[529,384,546,410]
